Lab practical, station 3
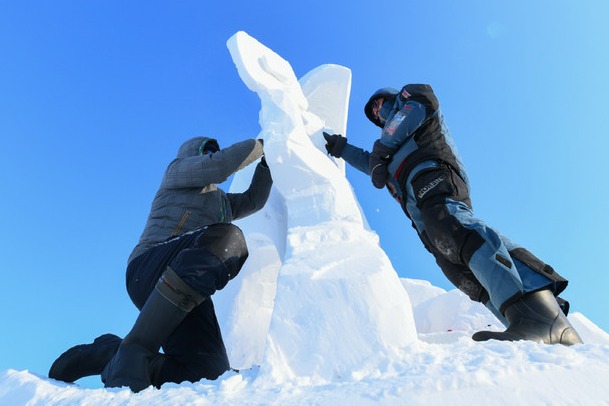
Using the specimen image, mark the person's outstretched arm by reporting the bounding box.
[161,139,264,189]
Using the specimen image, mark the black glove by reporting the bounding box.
[369,140,396,189]
[323,132,347,158]
[260,155,268,168]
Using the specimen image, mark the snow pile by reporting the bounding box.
[2,31,609,405]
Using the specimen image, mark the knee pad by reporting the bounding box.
[167,224,249,298]
[425,233,488,303]
[194,223,248,281]
[169,248,233,297]
[420,203,481,265]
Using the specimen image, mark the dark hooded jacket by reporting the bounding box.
[342,84,468,200]
[128,137,272,263]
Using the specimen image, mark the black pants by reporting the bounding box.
[125,223,248,386]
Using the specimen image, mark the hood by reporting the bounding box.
[364,87,399,128]
[176,137,220,158]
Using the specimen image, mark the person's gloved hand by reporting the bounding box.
[260,155,268,168]
[369,140,396,189]
[323,132,347,158]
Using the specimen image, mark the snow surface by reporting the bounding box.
[2,31,609,405]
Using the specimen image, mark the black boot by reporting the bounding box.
[472,289,583,345]
[48,333,122,382]
[102,267,204,392]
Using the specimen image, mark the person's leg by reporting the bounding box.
[406,163,581,344]
[426,200,581,344]
[149,223,247,386]
[103,223,248,392]
[153,298,230,387]
[127,232,200,310]
[405,163,535,309]
[430,199,552,312]
[102,267,206,392]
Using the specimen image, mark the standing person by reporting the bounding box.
[49,136,272,392]
[323,84,582,345]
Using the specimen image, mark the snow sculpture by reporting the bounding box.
[214,31,417,383]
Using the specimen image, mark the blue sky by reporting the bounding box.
[1,0,608,384]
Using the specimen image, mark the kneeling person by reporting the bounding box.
[49,136,272,392]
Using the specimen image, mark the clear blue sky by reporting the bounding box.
[1,0,608,384]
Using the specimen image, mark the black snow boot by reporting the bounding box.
[101,267,204,392]
[472,289,583,345]
[48,333,122,382]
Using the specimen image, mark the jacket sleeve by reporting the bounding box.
[378,100,428,150]
[161,139,264,189]
[227,161,273,221]
[340,142,372,175]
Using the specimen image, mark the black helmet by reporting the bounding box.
[364,87,399,128]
